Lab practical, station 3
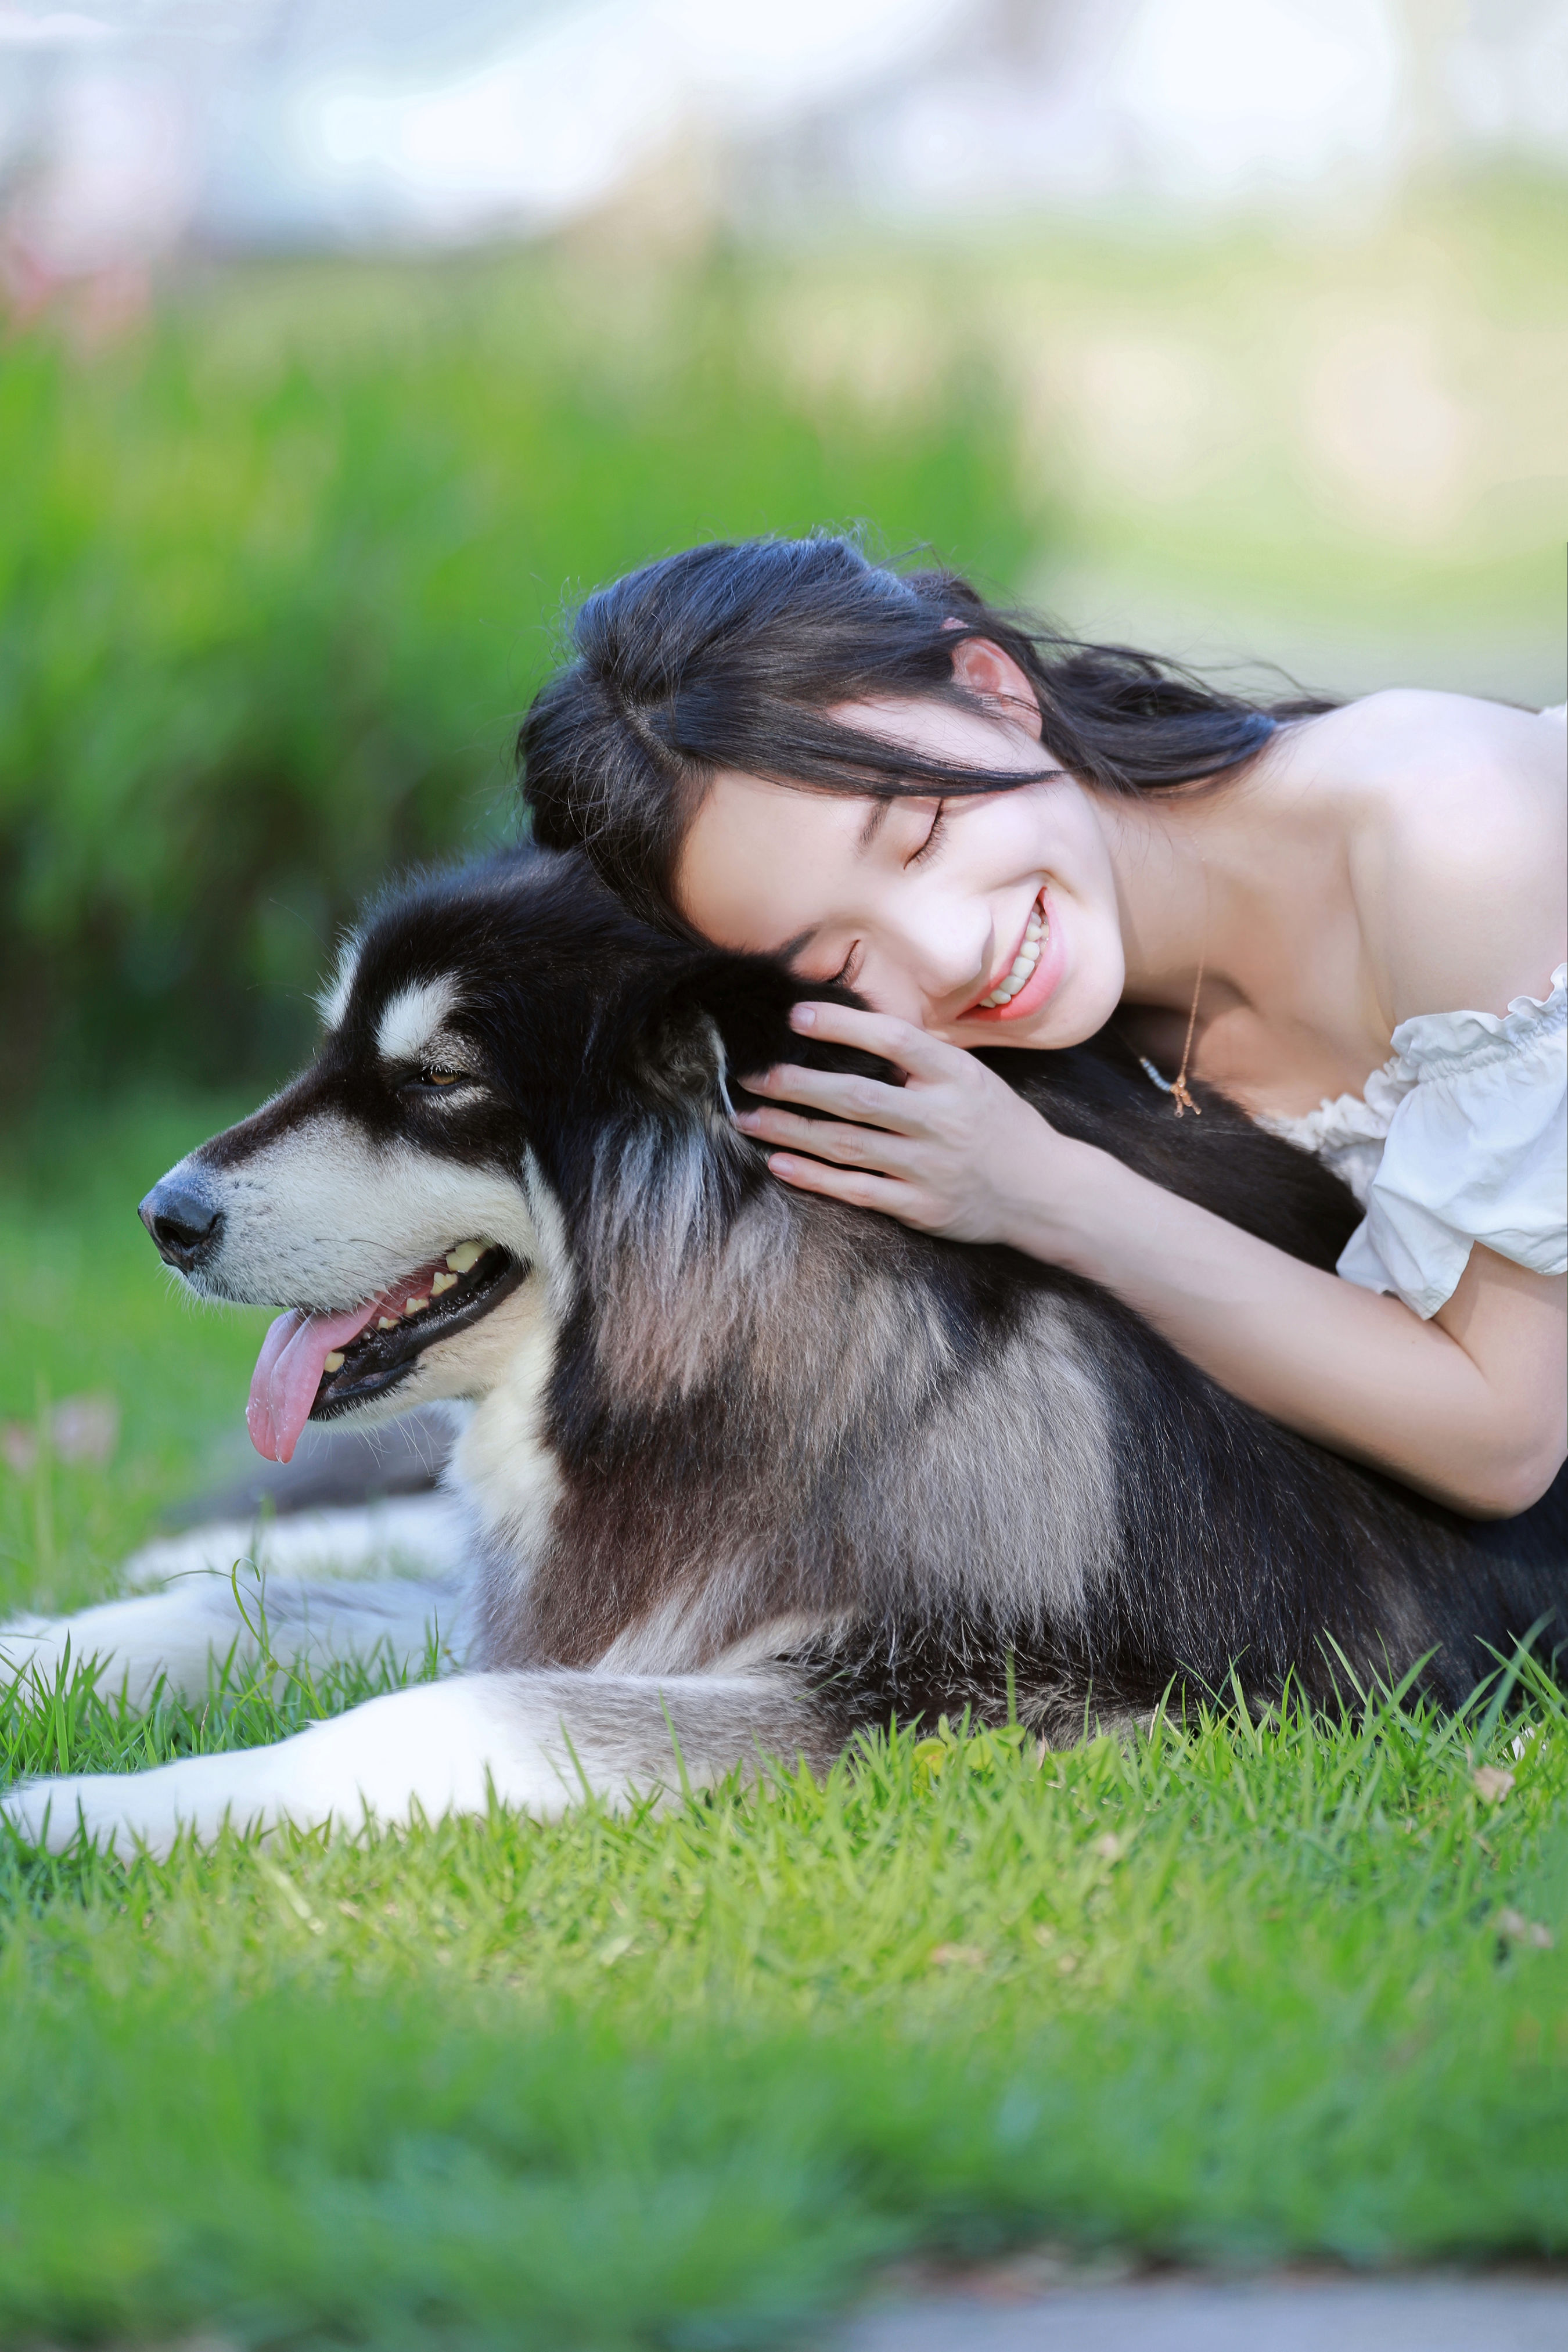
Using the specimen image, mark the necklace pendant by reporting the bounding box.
[1169,1077,1200,1119]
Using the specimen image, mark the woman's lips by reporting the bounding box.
[963,891,1065,1024]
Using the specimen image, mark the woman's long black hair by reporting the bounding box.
[519,534,1330,933]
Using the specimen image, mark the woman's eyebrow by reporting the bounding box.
[857,796,897,852]
[771,925,818,966]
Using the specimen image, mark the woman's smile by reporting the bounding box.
[958,888,1067,1024]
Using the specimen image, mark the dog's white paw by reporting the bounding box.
[0,1619,65,1689]
[0,1773,143,1855]
[0,1756,275,1858]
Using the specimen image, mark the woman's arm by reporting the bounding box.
[736,1006,1567,1519]
[1018,1144,1565,1518]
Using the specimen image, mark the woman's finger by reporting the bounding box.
[737,1107,918,1173]
[740,1060,919,1131]
[766,1153,922,1217]
[787,999,963,1083]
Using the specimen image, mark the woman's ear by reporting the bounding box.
[950,635,1042,733]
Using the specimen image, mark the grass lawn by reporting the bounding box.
[2,1095,1565,2349]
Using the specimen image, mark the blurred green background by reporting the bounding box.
[2,168,1564,1106]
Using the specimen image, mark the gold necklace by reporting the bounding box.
[1133,951,1205,1118]
[1134,857,1209,1117]
[1167,950,1204,1117]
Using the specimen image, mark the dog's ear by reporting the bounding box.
[638,954,901,1119]
[704,954,904,1101]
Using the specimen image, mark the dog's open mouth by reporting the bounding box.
[246,1241,526,1462]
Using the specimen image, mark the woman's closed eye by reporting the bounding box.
[907,799,947,868]
[807,804,945,988]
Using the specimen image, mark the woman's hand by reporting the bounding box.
[733,1000,1074,1246]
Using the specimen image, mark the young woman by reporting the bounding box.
[519,535,1566,1521]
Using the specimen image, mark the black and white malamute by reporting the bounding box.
[4,850,1563,1852]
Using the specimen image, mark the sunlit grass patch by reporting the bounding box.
[2,1642,1564,2347]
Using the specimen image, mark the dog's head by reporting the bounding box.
[140,847,888,1461]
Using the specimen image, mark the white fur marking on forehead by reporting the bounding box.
[315,934,362,1033]
[376,977,462,1067]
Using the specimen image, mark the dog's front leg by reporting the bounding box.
[0,1563,469,1713]
[0,1668,823,1857]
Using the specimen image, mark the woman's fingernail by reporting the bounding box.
[733,1109,760,1131]
[789,1004,816,1031]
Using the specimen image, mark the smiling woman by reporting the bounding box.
[519,534,1566,1521]
[672,692,1112,1044]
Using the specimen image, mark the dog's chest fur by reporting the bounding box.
[452,1145,1141,1679]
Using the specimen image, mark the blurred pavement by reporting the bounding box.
[833,2270,1568,2350]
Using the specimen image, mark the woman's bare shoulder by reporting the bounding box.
[1274,690,1566,1022]
[1283,686,1561,779]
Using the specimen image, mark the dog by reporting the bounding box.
[3,847,1563,1853]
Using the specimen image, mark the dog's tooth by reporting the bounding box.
[323,1351,345,1373]
[376,1314,400,1331]
[405,1295,429,1314]
[431,1270,458,1294]
[445,1242,483,1274]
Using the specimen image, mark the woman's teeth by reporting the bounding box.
[978,898,1048,1009]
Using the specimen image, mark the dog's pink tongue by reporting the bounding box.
[246,1301,378,1463]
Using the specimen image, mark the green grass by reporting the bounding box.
[2,1100,1566,2348]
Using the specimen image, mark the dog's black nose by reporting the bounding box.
[139,1176,223,1271]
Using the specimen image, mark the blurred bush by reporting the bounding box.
[0,251,1040,1099]
[3,178,1561,1102]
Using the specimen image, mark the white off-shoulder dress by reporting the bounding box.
[1255,703,1567,1317]
[1257,963,1566,1318]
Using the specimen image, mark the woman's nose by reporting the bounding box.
[883,899,991,1013]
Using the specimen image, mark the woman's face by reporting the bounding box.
[673,674,1128,1052]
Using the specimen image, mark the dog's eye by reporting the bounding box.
[424,1069,466,1088]
[400,1067,475,1097]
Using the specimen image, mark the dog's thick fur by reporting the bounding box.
[4,850,1563,1852]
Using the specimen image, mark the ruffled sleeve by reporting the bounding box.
[1336,965,1567,1317]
